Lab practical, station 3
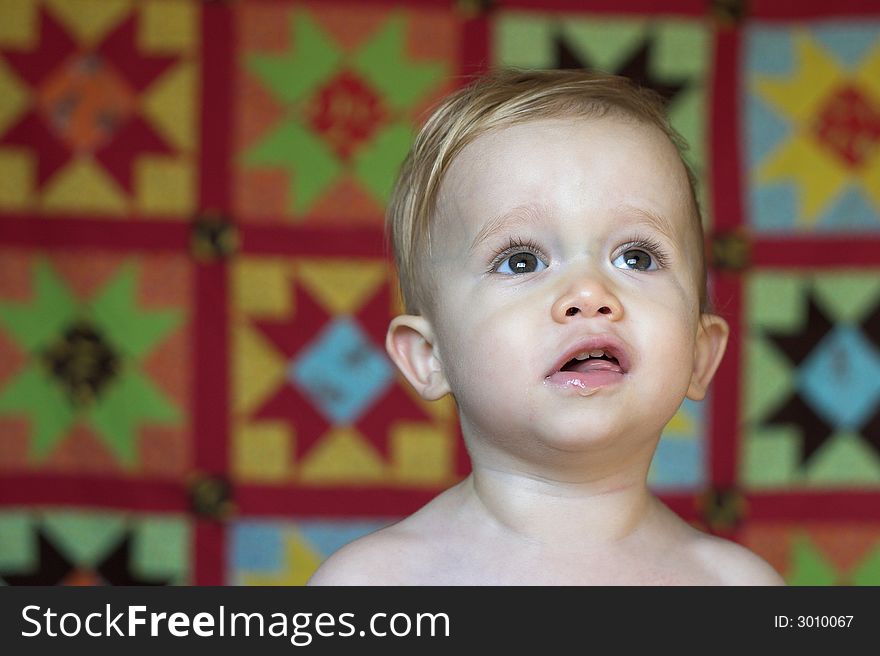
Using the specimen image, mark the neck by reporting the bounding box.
[470,470,655,549]
[460,444,664,553]
[454,414,668,552]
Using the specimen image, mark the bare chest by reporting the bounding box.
[398,544,718,586]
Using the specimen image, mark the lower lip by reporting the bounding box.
[544,371,625,395]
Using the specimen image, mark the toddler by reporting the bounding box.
[308,69,784,585]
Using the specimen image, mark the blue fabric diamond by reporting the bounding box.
[291,318,393,424]
[798,325,880,429]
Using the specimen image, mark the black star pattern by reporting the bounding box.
[763,295,834,366]
[856,299,880,456]
[860,405,880,458]
[763,395,835,465]
[759,288,880,466]
[615,33,688,106]
[553,28,689,108]
[862,296,880,347]
[0,530,71,585]
[555,34,585,70]
[1,528,170,586]
[97,533,167,586]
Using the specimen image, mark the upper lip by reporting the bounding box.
[546,334,632,377]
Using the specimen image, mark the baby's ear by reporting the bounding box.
[385,315,450,401]
[686,313,730,401]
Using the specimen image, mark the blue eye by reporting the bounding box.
[612,248,658,271]
[496,251,548,274]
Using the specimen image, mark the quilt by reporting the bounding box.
[1,0,879,585]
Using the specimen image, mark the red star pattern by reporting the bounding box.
[0,8,177,192]
[251,279,430,462]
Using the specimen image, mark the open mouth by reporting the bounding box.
[545,336,630,394]
[558,349,624,375]
[548,337,631,378]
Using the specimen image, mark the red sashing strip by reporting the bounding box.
[0,475,186,511]
[747,492,880,521]
[236,486,452,517]
[191,2,235,585]
[710,25,744,233]
[753,237,880,267]
[0,217,188,251]
[199,2,234,211]
[193,263,229,478]
[750,0,880,19]
[461,0,490,78]
[496,0,706,16]
[710,272,743,488]
[707,23,745,492]
[195,519,226,585]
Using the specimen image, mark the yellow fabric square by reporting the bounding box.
[234,423,292,482]
[295,260,388,315]
[46,0,132,47]
[0,150,33,209]
[233,259,292,317]
[299,427,385,484]
[0,59,30,136]
[0,0,37,49]
[233,323,286,416]
[135,157,194,215]
[41,159,128,214]
[141,0,198,54]
[390,423,454,486]
[142,62,197,152]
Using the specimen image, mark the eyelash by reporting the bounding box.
[486,236,545,274]
[619,234,670,269]
[486,234,670,274]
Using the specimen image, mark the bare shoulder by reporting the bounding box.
[690,532,786,586]
[306,490,459,586]
[306,522,422,586]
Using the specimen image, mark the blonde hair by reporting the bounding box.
[386,68,707,316]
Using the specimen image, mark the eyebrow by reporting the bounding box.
[469,202,679,254]
[614,203,679,245]
[468,204,546,254]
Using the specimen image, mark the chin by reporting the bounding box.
[538,426,623,452]
[539,411,662,453]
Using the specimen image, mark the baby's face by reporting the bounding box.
[426,116,708,457]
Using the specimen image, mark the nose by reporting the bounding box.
[550,265,623,323]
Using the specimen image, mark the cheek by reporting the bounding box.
[434,290,537,395]
[647,269,700,335]
[639,306,698,402]
[631,280,696,348]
